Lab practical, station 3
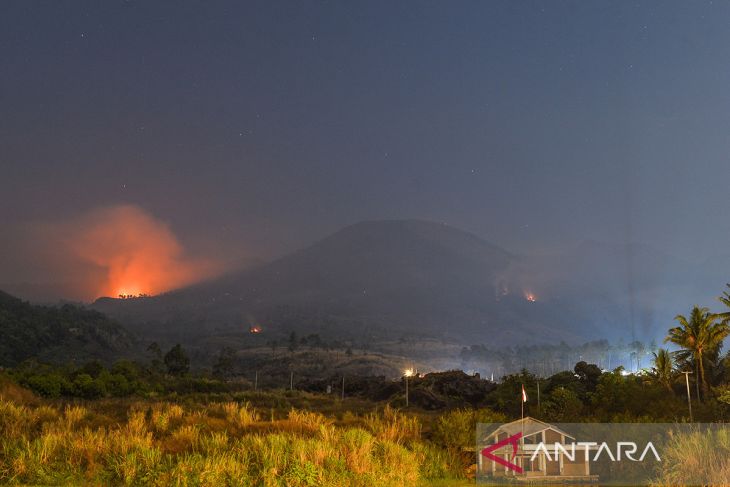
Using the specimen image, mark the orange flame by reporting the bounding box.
[51,205,220,299]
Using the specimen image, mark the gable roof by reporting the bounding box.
[483,417,574,441]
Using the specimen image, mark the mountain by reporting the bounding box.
[0,290,135,366]
[93,220,609,345]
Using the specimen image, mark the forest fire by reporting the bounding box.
[116,288,151,299]
[249,325,263,334]
[524,292,537,302]
[46,205,221,299]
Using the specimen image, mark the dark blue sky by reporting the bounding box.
[2,1,729,297]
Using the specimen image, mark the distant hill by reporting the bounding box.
[0,290,134,366]
[93,220,607,345]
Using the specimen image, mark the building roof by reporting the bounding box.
[484,417,574,441]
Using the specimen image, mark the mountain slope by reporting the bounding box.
[93,220,604,345]
[0,290,134,366]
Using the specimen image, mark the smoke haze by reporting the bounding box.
[3,205,222,302]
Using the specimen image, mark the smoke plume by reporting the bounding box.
[35,205,221,300]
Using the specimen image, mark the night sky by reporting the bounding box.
[2,1,729,301]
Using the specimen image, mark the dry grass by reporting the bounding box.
[652,427,730,486]
[220,401,259,428]
[365,405,421,444]
[0,397,449,486]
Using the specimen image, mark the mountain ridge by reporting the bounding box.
[92,219,601,345]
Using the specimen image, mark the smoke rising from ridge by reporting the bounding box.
[31,205,222,300]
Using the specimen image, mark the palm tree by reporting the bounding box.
[665,306,729,399]
[719,284,730,323]
[649,348,675,391]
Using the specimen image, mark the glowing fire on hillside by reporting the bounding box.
[524,292,537,302]
[38,205,221,300]
[249,325,262,334]
[117,289,150,299]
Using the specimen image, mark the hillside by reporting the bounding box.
[0,290,134,366]
[93,220,607,346]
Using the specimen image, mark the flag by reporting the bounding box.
[521,384,527,403]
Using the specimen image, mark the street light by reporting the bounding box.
[403,368,414,407]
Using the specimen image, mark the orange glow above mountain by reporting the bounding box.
[47,205,221,299]
[524,291,537,302]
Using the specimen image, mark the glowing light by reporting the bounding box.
[50,205,220,300]
[116,286,148,299]
[524,292,536,302]
[404,368,415,377]
[249,325,262,334]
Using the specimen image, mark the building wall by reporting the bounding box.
[563,457,586,476]
[546,456,560,475]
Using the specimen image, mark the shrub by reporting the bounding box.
[432,407,506,450]
[24,374,64,398]
[164,344,190,376]
[72,373,103,399]
[543,386,584,422]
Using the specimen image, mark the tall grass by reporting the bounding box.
[652,427,730,486]
[364,405,421,444]
[221,401,258,428]
[0,398,456,486]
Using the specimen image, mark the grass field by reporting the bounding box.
[0,379,469,486]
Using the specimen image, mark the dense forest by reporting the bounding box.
[0,291,134,366]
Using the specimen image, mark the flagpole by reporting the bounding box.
[521,384,524,475]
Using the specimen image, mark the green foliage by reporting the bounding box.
[432,407,506,450]
[487,369,537,417]
[716,385,730,406]
[72,373,103,399]
[164,344,190,376]
[649,348,675,391]
[543,370,583,396]
[587,368,690,421]
[0,290,134,367]
[100,371,133,397]
[79,359,104,378]
[411,441,465,480]
[212,347,235,379]
[24,374,66,398]
[666,305,729,398]
[718,283,730,324]
[9,359,241,399]
[573,361,602,390]
[146,342,164,374]
[542,386,583,422]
